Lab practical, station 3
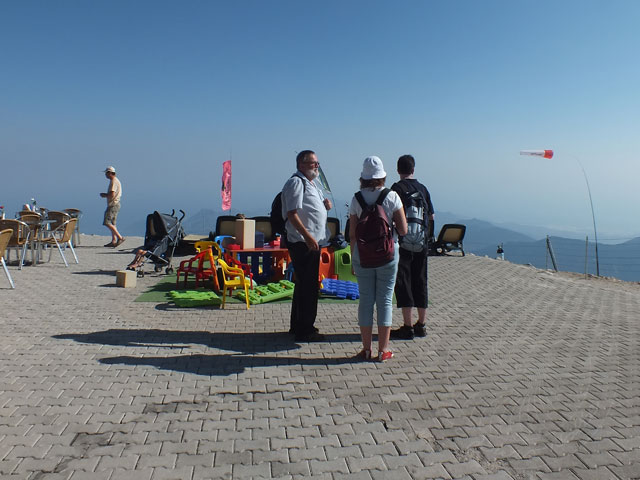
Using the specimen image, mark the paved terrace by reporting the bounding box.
[0,235,639,480]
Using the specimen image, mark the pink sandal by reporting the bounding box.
[378,350,394,362]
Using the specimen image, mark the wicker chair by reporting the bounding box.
[0,219,31,269]
[46,211,71,231]
[63,208,82,245]
[40,218,78,267]
[18,210,41,219]
[0,229,16,288]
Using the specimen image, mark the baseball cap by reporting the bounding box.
[104,166,116,173]
[360,156,386,180]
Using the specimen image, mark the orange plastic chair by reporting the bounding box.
[176,246,219,290]
[217,258,251,309]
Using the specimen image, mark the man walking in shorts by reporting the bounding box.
[100,166,125,247]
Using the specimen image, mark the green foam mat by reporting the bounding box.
[135,274,359,305]
[168,289,222,307]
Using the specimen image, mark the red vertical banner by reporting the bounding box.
[221,160,232,211]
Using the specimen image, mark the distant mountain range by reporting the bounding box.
[124,207,640,283]
[432,212,640,283]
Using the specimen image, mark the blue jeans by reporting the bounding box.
[353,243,399,327]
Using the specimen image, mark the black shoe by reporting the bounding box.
[390,325,414,340]
[295,331,325,342]
[289,326,319,335]
[413,323,427,337]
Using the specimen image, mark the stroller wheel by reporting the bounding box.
[154,265,162,272]
[165,266,174,274]
[137,271,145,278]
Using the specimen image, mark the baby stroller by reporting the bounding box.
[129,210,185,277]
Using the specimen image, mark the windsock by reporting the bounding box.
[520,149,553,159]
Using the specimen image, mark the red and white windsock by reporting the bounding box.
[520,149,553,159]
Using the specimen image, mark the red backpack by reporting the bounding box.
[354,188,394,268]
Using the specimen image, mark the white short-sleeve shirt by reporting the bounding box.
[281,171,329,245]
[108,177,122,206]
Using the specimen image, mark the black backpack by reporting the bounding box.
[270,173,306,237]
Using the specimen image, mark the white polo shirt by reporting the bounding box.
[281,171,329,245]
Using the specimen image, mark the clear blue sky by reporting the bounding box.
[2,1,639,240]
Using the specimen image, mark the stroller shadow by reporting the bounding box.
[100,352,356,377]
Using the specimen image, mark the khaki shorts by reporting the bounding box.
[103,203,120,226]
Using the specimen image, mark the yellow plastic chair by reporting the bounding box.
[0,229,15,288]
[217,258,251,309]
[194,240,223,259]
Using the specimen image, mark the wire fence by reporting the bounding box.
[480,237,640,283]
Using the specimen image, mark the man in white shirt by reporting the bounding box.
[281,150,331,342]
[100,166,125,247]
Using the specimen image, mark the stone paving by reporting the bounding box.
[0,234,639,479]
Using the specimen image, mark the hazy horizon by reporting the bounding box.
[3,1,640,243]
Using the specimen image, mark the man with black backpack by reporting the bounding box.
[390,154,435,340]
[279,150,331,342]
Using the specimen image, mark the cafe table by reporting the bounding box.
[20,217,56,265]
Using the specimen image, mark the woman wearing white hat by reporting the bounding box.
[349,156,407,362]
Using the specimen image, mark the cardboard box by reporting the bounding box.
[235,219,255,249]
[116,270,137,288]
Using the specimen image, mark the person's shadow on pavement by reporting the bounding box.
[54,329,363,376]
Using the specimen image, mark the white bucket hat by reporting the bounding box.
[360,156,386,180]
[104,166,116,173]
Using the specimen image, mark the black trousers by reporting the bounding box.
[394,247,428,308]
[287,242,321,335]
